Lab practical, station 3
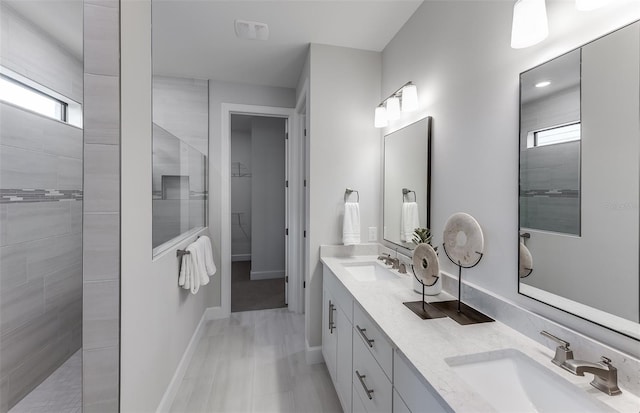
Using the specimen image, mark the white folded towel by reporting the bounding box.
[198,235,217,276]
[343,202,361,245]
[193,240,209,287]
[401,202,420,242]
[186,242,202,294]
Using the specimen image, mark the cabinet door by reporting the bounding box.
[335,306,352,412]
[322,287,337,381]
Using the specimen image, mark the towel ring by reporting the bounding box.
[345,188,359,202]
[402,188,416,202]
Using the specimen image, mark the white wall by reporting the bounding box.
[306,44,382,348]
[209,81,296,307]
[381,0,640,354]
[120,2,213,411]
[250,116,286,279]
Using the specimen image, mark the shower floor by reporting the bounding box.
[9,350,82,413]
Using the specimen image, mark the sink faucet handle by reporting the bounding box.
[600,356,613,366]
[540,331,574,366]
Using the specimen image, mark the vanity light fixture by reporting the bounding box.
[575,0,609,11]
[374,81,419,128]
[510,0,549,49]
[535,81,551,88]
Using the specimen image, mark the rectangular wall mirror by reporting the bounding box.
[383,117,432,249]
[518,21,640,340]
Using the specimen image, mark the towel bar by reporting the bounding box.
[402,188,416,202]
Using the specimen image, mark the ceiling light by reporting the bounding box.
[374,81,419,128]
[511,0,548,49]
[374,106,388,128]
[575,0,609,10]
[535,81,551,88]
[234,19,269,41]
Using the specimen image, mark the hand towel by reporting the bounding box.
[198,235,217,276]
[186,243,201,294]
[343,202,361,245]
[179,254,189,288]
[401,202,420,242]
[193,240,210,287]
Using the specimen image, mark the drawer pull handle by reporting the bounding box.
[329,301,336,334]
[356,325,374,348]
[356,370,374,400]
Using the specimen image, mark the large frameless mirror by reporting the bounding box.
[383,117,431,249]
[518,21,640,340]
[151,5,209,254]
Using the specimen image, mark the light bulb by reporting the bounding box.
[401,84,418,112]
[386,96,401,120]
[511,0,548,49]
[374,106,388,128]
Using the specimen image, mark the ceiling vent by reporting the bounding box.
[234,19,269,41]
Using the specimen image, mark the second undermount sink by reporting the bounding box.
[342,261,400,282]
[445,349,615,413]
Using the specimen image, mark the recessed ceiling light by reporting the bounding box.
[234,19,269,41]
[535,81,551,88]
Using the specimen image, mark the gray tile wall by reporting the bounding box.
[82,0,121,411]
[0,101,82,412]
[0,9,84,403]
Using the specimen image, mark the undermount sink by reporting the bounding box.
[445,349,615,413]
[342,261,400,282]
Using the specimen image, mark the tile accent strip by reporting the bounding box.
[0,189,83,203]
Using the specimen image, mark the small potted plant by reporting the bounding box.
[411,227,442,295]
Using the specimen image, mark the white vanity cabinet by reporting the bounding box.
[323,266,353,412]
[393,351,452,413]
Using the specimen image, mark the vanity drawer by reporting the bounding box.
[353,331,392,412]
[393,351,452,413]
[352,384,368,413]
[354,304,393,379]
[393,389,411,413]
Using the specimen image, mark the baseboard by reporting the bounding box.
[156,306,228,412]
[250,270,285,280]
[204,305,228,320]
[232,254,251,262]
[305,340,323,365]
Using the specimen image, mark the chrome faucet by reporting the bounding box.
[562,356,622,396]
[377,253,392,265]
[540,331,574,366]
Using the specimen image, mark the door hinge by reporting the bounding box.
[304,128,307,137]
[286,228,289,236]
[303,281,306,288]
[286,276,289,283]
[285,180,288,188]
[303,230,306,238]
[304,179,307,187]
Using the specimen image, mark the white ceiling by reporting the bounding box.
[152,0,424,88]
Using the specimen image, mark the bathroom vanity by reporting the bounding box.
[320,246,640,413]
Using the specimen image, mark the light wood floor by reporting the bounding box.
[170,308,342,413]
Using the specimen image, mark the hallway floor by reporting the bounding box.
[170,308,342,413]
[9,350,81,413]
[231,261,286,312]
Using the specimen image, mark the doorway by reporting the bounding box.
[230,114,287,312]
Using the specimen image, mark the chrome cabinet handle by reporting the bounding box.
[356,325,374,348]
[355,370,374,400]
[329,301,336,333]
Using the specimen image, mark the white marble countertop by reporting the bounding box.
[321,254,640,413]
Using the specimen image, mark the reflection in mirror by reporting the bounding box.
[519,22,640,340]
[0,0,84,410]
[151,72,209,251]
[383,117,431,249]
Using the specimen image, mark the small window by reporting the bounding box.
[0,74,67,122]
[527,122,581,148]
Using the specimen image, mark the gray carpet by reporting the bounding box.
[231,261,286,312]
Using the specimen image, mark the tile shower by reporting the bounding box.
[0,4,83,410]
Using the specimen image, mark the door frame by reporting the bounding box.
[220,103,302,314]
